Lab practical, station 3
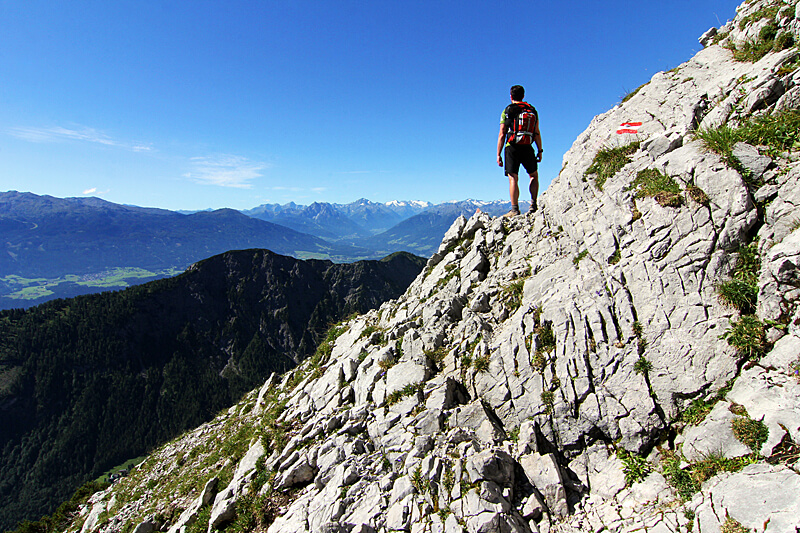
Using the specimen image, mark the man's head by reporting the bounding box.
[510,85,525,101]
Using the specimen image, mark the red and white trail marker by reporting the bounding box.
[616,122,642,134]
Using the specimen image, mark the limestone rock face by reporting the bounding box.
[692,464,800,532]
[65,2,800,533]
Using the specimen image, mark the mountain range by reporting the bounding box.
[242,198,432,238]
[0,192,521,309]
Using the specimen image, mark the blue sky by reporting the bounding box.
[0,0,741,211]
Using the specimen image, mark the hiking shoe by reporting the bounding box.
[528,202,538,214]
[503,207,521,218]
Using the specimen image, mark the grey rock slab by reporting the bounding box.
[774,85,800,113]
[466,510,531,533]
[350,525,377,533]
[621,472,671,508]
[699,27,717,46]
[515,420,539,456]
[732,142,772,180]
[583,445,628,500]
[465,449,516,486]
[762,333,800,369]
[692,463,800,533]
[131,520,157,533]
[521,491,546,521]
[519,453,568,518]
[208,496,236,530]
[692,156,757,251]
[388,389,423,417]
[425,376,464,411]
[390,475,415,505]
[252,373,279,416]
[310,363,345,411]
[754,183,780,204]
[644,133,683,160]
[268,494,311,533]
[315,444,346,489]
[681,401,752,462]
[462,247,490,281]
[275,453,316,491]
[448,400,507,444]
[200,476,219,506]
[440,216,468,251]
[166,477,219,533]
[764,166,800,243]
[308,480,347,532]
[80,503,105,533]
[386,361,429,397]
[342,481,384,529]
[451,483,511,519]
[727,358,800,455]
[758,230,800,321]
[230,439,264,492]
[386,493,413,531]
[414,408,444,435]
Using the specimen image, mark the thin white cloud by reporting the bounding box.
[184,155,267,189]
[7,125,153,152]
[81,188,110,196]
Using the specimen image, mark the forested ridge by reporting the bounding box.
[0,249,425,530]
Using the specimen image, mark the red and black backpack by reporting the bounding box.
[507,102,538,145]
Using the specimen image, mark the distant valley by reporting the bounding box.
[0,191,521,309]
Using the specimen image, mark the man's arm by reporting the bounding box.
[497,124,507,166]
[533,119,543,162]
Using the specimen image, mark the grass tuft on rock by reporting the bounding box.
[541,390,555,414]
[726,18,794,62]
[717,280,758,315]
[617,449,651,486]
[628,169,683,207]
[633,356,652,376]
[716,241,761,314]
[661,449,757,501]
[585,142,640,191]
[685,182,710,206]
[385,382,424,406]
[721,314,766,360]
[501,279,526,313]
[731,416,769,454]
[695,109,800,185]
[721,517,752,533]
[572,249,589,266]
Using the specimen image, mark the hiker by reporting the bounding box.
[497,84,543,217]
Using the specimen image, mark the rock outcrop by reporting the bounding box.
[61,1,800,533]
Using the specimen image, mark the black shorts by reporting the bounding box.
[504,143,538,176]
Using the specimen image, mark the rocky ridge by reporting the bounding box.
[62,1,800,532]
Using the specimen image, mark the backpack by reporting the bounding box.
[508,102,538,145]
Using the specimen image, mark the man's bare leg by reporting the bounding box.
[508,172,520,207]
[529,171,539,212]
[504,173,521,216]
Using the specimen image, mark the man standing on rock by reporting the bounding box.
[497,84,543,217]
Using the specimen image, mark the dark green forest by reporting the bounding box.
[0,249,425,530]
